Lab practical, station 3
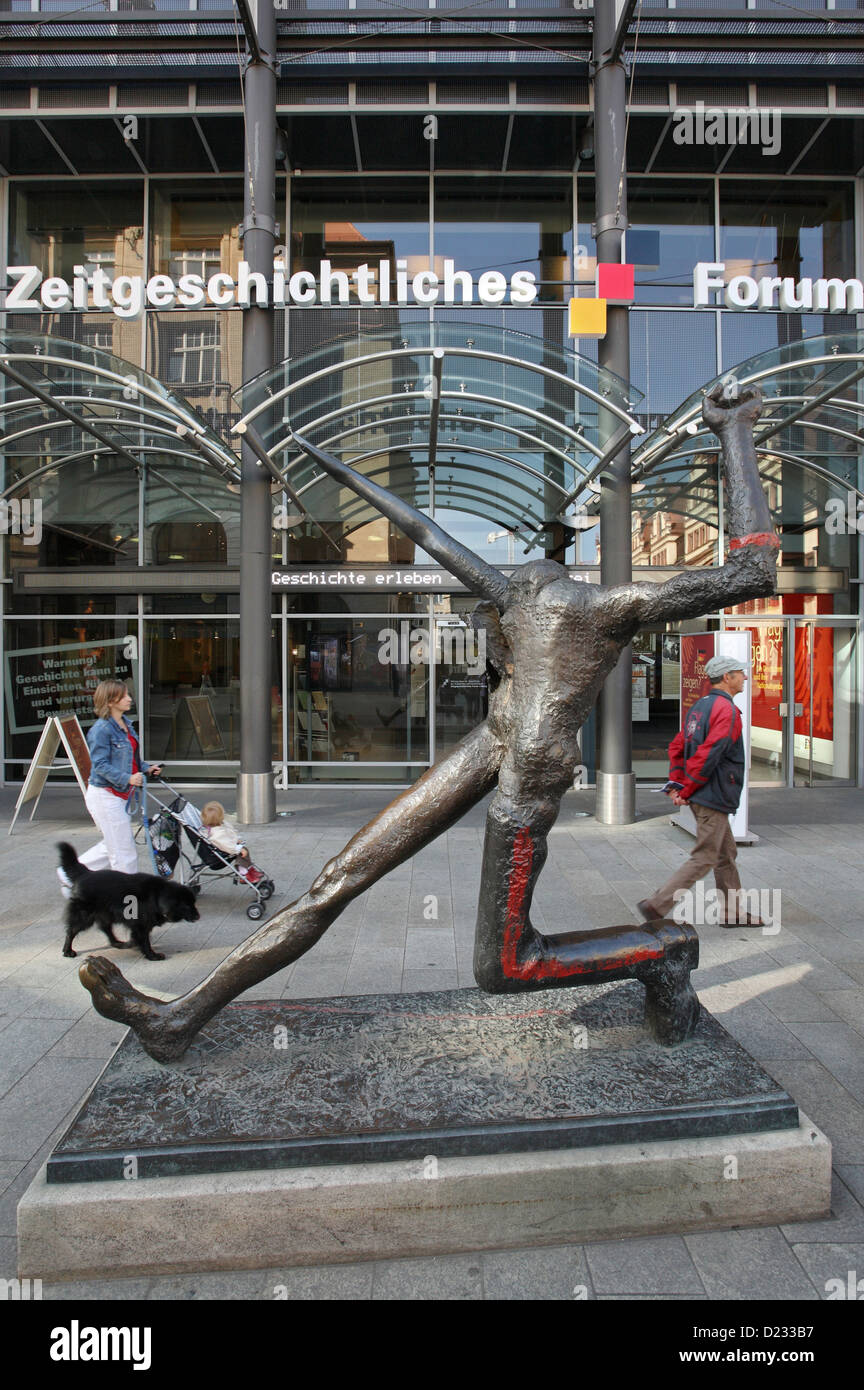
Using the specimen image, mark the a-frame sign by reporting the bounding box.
[8,715,91,835]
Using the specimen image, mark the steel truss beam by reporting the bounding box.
[2,11,862,55]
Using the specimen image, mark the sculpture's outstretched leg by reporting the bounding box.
[80,722,504,1062]
[473,776,700,1043]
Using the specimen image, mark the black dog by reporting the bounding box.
[57,843,200,961]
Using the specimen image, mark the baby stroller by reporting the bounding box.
[139,779,276,921]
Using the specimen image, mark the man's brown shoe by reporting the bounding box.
[720,915,764,928]
[637,899,661,924]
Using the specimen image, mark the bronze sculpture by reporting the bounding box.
[80,381,778,1062]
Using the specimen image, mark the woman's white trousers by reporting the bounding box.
[81,784,139,874]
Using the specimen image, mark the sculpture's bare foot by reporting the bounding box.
[634,921,701,1046]
[79,956,195,1063]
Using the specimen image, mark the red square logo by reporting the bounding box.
[596,262,634,304]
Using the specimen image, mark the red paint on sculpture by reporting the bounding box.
[728,533,781,550]
[500,828,659,982]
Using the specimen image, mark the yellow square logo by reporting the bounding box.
[568,297,607,338]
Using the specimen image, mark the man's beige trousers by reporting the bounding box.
[644,802,742,920]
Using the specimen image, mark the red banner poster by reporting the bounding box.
[812,626,834,741]
[679,633,716,720]
[749,622,784,735]
[795,625,834,740]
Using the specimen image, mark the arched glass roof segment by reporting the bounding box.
[0,330,241,502]
[5,326,861,560]
[632,332,864,514]
[232,320,645,540]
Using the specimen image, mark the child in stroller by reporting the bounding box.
[200,802,264,884]
[142,783,275,921]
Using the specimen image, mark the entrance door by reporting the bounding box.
[726,619,786,785]
[792,620,858,787]
[724,617,858,787]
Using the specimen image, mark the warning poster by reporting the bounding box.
[4,637,137,736]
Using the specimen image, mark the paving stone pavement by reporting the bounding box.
[2,782,863,1302]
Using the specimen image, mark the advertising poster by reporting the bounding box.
[741,622,785,774]
[631,656,649,722]
[750,623,784,735]
[795,624,834,741]
[679,632,716,720]
[661,634,681,700]
[794,623,840,779]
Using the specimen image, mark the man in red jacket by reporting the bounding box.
[638,653,763,928]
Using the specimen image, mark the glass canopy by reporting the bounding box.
[630,330,864,569]
[0,330,241,566]
[233,319,645,543]
[632,332,864,524]
[4,325,863,569]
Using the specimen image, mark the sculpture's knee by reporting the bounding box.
[306,853,357,910]
[473,955,508,994]
[473,941,536,995]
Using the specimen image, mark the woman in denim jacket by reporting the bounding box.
[58,680,162,894]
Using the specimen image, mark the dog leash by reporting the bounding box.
[133,775,171,877]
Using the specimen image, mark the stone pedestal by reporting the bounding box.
[18,982,831,1279]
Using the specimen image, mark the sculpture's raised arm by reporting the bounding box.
[291,431,510,609]
[596,381,779,638]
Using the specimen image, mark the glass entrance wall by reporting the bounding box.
[793,622,858,786]
[6,604,856,789]
[724,617,859,788]
[725,619,787,784]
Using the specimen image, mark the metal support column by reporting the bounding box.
[237,0,277,824]
[594,0,636,824]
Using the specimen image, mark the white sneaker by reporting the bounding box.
[56,867,72,901]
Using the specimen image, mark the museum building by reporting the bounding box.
[1,3,863,798]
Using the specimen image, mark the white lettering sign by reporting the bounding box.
[3,258,538,319]
[693,262,864,313]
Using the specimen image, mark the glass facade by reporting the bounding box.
[8,182,146,359]
[2,167,862,787]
